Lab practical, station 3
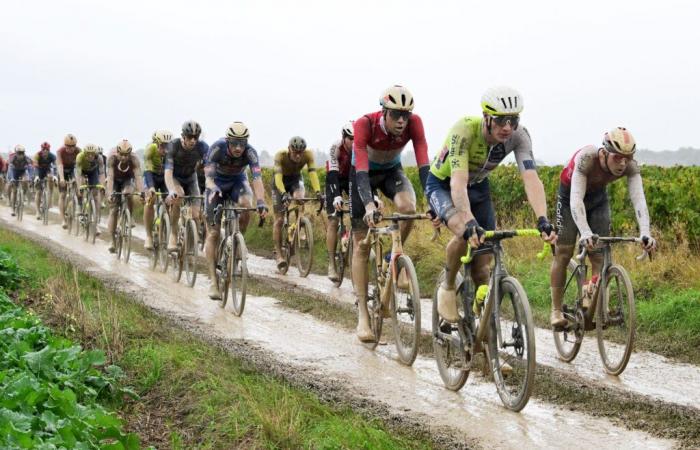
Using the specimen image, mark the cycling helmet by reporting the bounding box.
[181,120,202,137]
[40,142,51,151]
[97,146,104,154]
[380,85,414,111]
[603,127,636,156]
[64,134,78,146]
[14,145,26,153]
[342,121,354,138]
[226,121,250,140]
[155,129,173,145]
[481,86,524,115]
[151,130,158,143]
[116,139,133,155]
[82,143,99,154]
[288,136,307,152]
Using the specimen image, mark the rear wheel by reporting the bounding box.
[295,216,314,277]
[230,232,249,316]
[489,276,536,412]
[553,260,585,362]
[596,264,636,376]
[363,247,383,350]
[392,255,421,366]
[433,269,469,391]
[184,219,198,287]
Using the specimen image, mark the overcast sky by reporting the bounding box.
[2,0,698,163]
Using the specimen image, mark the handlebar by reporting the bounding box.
[460,229,546,264]
[575,235,652,262]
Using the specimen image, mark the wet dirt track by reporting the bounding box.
[0,208,684,449]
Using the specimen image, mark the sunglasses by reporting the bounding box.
[183,134,199,141]
[227,138,248,148]
[387,110,412,121]
[610,153,632,163]
[490,115,520,128]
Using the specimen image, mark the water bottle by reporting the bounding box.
[473,284,489,316]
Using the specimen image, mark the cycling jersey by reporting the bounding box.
[107,151,140,182]
[165,138,209,179]
[8,153,32,180]
[0,156,6,174]
[57,146,81,170]
[430,116,536,185]
[34,150,56,171]
[327,140,351,179]
[207,138,262,180]
[273,149,320,193]
[143,143,165,175]
[75,151,103,176]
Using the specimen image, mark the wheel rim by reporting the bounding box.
[363,251,382,350]
[596,265,636,375]
[231,233,248,316]
[123,209,132,262]
[392,256,420,366]
[553,260,584,361]
[184,220,198,287]
[295,218,313,277]
[158,214,170,272]
[218,237,230,308]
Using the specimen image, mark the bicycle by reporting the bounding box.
[148,192,171,273]
[35,177,52,225]
[214,200,262,316]
[10,179,29,221]
[63,180,80,235]
[111,192,140,262]
[169,195,203,287]
[329,203,352,288]
[432,229,544,412]
[361,212,429,366]
[278,198,321,277]
[78,184,103,244]
[553,236,650,376]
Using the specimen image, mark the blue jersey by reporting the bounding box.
[207,138,262,180]
[165,138,209,179]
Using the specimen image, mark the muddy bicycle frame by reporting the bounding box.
[279,197,322,276]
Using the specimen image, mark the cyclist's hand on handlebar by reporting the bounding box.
[315,191,324,203]
[579,234,598,251]
[208,187,221,203]
[363,203,380,227]
[281,192,291,206]
[333,195,343,211]
[462,219,484,249]
[373,194,384,210]
[641,235,657,252]
[537,216,558,244]
[257,200,269,219]
[428,209,441,229]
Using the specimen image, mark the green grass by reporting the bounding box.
[0,228,434,449]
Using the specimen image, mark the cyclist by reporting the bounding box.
[7,145,33,216]
[164,120,209,251]
[271,135,322,271]
[75,143,106,224]
[143,130,172,250]
[105,139,144,253]
[426,86,556,326]
[32,141,57,219]
[97,146,107,208]
[549,127,656,328]
[57,134,81,229]
[204,122,269,299]
[325,121,354,282]
[0,154,7,200]
[351,84,430,342]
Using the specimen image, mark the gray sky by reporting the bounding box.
[2,0,698,163]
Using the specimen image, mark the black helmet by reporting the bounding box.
[181,120,202,138]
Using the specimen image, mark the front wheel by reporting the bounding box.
[64,194,74,233]
[489,276,536,412]
[41,188,49,225]
[120,207,132,263]
[432,269,469,391]
[363,247,383,350]
[392,255,421,366]
[217,236,231,308]
[16,187,24,222]
[184,219,198,287]
[596,264,636,376]
[295,216,314,277]
[278,224,290,275]
[230,232,249,316]
[157,211,170,273]
[553,260,584,362]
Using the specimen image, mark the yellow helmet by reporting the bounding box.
[603,127,636,156]
[64,134,78,146]
[380,85,414,111]
[116,139,133,155]
[83,143,99,154]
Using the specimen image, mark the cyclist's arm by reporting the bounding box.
[132,157,144,192]
[204,145,220,191]
[164,144,177,194]
[246,147,265,204]
[326,143,340,198]
[305,151,321,193]
[105,156,115,197]
[353,116,374,207]
[273,152,286,193]
[450,169,476,224]
[56,152,65,183]
[626,167,651,237]
[569,151,595,239]
[144,171,155,189]
[408,114,430,190]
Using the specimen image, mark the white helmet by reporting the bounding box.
[116,139,133,155]
[342,121,354,138]
[14,144,26,153]
[380,85,414,111]
[82,143,99,154]
[226,121,250,140]
[481,86,523,115]
[155,130,173,145]
[603,127,636,156]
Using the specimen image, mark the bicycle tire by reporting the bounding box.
[122,207,132,263]
[158,210,170,273]
[553,259,584,362]
[149,212,159,270]
[230,232,249,316]
[333,231,345,288]
[170,224,183,282]
[17,187,24,222]
[115,207,124,260]
[41,187,49,225]
[279,223,290,275]
[432,269,470,391]
[72,197,81,236]
[392,255,421,366]
[83,197,92,242]
[184,219,198,287]
[217,236,231,308]
[65,194,74,233]
[489,276,536,412]
[295,216,314,277]
[596,264,636,376]
[363,247,383,350]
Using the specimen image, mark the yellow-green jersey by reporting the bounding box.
[430,116,536,186]
[75,151,104,176]
[143,143,165,175]
[273,149,320,193]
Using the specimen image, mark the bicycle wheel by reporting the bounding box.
[278,224,290,275]
[72,197,81,236]
[184,219,198,287]
[333,232,345,288]
[363,247,383,350]
[41,188,49,225]
[158,211,170,273]
[217,236,231,308]
[170,225,183,282]
[83,198,92,242]
[65,195,74,233]
[596,264,636,376]
[230,232,249,316]
[17,187,23,222]
[553,260,584,362]
[121,207,132,263]
[391,255,421,366]
[488,276,536,412]
[432,269,470,391]
[295,216,314,277]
